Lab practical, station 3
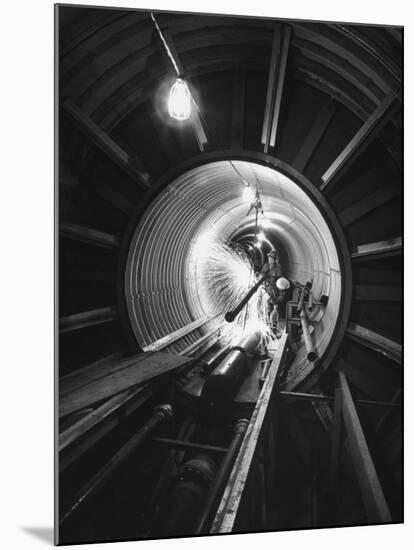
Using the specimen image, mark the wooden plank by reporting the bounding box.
[59,306,118,333]
[320,93,398,192]
[261,25,291,152]
[59,351,191,418]
[59,385,155,471]
[293,100,337,172]
[330,387,343,485]
[142,314,218,352]
[63,100,151,188]
[269,26,291,150]
[60,353,131,398]
[231,71,246,149]
[261,25,281,152]
[211,332,289,533]
[352,237,402,260]
[60,222,119,250]
[338,371,392,522]
[280,391,401,410]
[346,323,402,365]
[338,185,401,227]
[181,326,222,356]
[354,285,402,302]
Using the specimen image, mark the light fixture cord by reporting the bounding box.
[151,12,181,77]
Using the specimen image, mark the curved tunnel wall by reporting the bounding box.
[125,158,345,385]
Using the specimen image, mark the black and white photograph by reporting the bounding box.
[54,3,404,546]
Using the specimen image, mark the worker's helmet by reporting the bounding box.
[276,277,290,290]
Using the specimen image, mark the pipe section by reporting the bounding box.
[200,331,261,422]
[195,419,249,534]
[60,404,173,524]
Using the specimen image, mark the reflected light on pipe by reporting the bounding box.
[168,78,192,120]
[243,186,255,203]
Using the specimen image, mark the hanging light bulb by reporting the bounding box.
[168,78,192,120]
[243,186,255,202]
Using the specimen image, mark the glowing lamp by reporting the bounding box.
[168,78,192,120]
[257,231,266,241]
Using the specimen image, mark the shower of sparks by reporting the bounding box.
[191,237,277,350]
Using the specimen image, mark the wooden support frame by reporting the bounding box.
[211,332,289,533]
[261,25,291,153]
[60,222,119,250]
[59,306,118,333]
[320,93,399,192]
[352,237,402,261]
[62,100,151,188]
[338,371,392,523]
[346,323,402,365]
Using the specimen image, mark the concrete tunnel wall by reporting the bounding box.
[125,159,343,387]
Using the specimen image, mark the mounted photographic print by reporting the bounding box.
[55,3,403,545]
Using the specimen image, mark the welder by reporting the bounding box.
[261,251,293,334]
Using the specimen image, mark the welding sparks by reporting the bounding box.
[189,236,276,350]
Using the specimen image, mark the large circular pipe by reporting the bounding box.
[125,155,351,389]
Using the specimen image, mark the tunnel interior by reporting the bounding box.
[126,159,343,386]
[57,6,402,545]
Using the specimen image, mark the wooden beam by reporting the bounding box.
[59,384,155,471]
[320,93,398,192]
[59,306,118,334]
[211,332,289,533]
[338,184,401,227]
[354,285,402,303]
[280,391,401,410]
[262,25,291,152]
[330,387,343,486]
[338,371,392,523]
[375,388,402,434]
[59,351,192,417]
[62,100,151,188]
[231,71,246,149]
[142,314,219,352]
[60,222,119,250]
[293,100,337,172]
[352,237,402,261]
[346,323,402,365]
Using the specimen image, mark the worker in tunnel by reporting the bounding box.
[261,250,294,335]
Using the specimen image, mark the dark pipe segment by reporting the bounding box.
[60,404,173,525]
[162,454,217,537]
[200,331,261,423]
[225,273,267,322]
[195,418,249,534]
